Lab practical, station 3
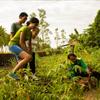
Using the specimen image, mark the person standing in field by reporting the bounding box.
[10,12,28,39]
[8,17,39,80]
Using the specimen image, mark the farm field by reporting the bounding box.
[0,52,100,100]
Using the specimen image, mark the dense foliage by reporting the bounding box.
[0,48,100,100]
[69,10,100,48]
[0,26,10,46]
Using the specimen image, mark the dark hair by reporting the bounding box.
[68,53,77,59]
[26,21,30,26]
[19,12,28,18]
[29,17,39,24]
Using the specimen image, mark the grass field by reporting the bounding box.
[0,52,100,100]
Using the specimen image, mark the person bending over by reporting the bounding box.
[8,17,39,80]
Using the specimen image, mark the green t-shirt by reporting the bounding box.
[11,22,22,37]
[8,26,32,46]
[68,58,88,73]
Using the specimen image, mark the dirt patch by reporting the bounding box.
[0,53,17,68]
[84,89,100,100]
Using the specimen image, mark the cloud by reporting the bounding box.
[0,0,100,34]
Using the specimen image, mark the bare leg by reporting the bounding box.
[12,51,32,73]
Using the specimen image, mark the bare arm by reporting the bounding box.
[19,31,28,52]
[27,33,32,54]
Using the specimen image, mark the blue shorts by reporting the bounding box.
[9,45,23,60]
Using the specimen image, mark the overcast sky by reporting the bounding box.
[0,0,100,47]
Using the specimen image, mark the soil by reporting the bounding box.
[84,88,100,100]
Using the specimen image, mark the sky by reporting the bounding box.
[0,0,100,47]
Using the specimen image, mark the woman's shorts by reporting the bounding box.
[9,45,23,55]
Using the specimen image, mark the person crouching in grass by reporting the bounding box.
[67,53,90,79]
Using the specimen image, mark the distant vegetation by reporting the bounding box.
[0,26,10,46]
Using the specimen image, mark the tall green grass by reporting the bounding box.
[0,49,100,100]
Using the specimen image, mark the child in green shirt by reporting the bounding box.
[67,53,90,79]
